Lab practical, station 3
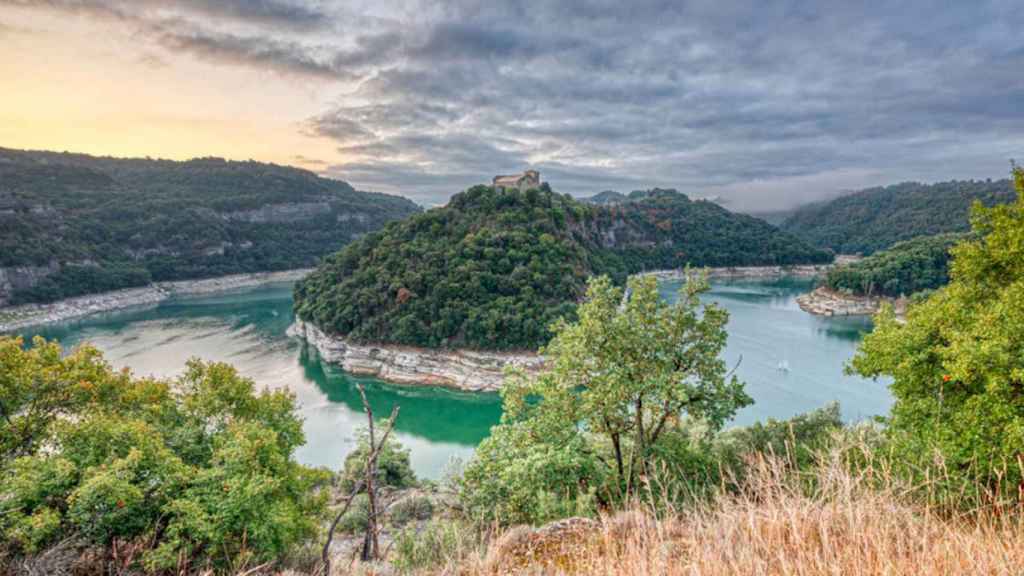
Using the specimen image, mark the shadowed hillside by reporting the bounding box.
[0,148,420,305]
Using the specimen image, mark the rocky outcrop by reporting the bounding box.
[291,262,864,391]
[640,263,836,281]
[484,517,601,573]
[796,286,907,317]
[221,202,333,223]
[0,262,60,306]
[0,269,313,334]
[288,320,542,392]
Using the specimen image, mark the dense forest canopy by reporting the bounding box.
[0,148,420,304]
[851,166,1024,505]
[822,233,962,297]
[781,179,1015,255]
[294,184,830,351]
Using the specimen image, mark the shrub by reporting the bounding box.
[460,426,601,526]
[338,431,417,494]
[336,494,371,534]
[0,339,328,571]
[391,519,480,574]
[389,494,434,526]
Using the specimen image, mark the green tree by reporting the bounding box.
[0,338,327,570]
[850,165,1024,505]
[461,274,750,524]
[338,430,417,494]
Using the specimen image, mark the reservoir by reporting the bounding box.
[16,277,891,479]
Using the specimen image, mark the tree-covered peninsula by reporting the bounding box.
[293,184,830,351]
[781,178,1015,255]
[0,148,420,305]
[822,233,962,297]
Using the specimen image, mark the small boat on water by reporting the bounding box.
[777,360,790,372]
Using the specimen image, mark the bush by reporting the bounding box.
[338,432,417,494]
[389,494,434,526]
[336,494,371,534]
[716,402,844,473]
[0,338,329,571]
[460,426,601,526]
[390,519,480,574]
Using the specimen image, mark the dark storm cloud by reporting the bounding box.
[7,0,1024,209]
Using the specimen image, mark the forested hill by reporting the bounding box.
[822,233,963,298]
[294,185,830,351]
[0,147,420,305]
[781,178,1015,255]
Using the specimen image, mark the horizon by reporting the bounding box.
[2,1,1022,210]
[6,144,1014,212]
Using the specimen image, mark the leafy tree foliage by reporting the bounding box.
[714,402,843,478]
[0,147,420,304]
[0,337,327,570]
[459,275,751,525]
[850,166,1024,505]
[295,185,829,351]
[782,178,1016,255]
[338,430,417,494]
[823,233,962,297]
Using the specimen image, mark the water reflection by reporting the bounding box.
[14,277,891,478]
[299,345,502,445]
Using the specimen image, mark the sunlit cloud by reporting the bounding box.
[2,0,1023,210]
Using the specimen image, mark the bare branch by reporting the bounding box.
[320,386,400,574]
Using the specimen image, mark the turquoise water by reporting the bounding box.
[16,277,890,479]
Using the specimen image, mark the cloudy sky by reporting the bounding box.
[1,0,1021,210]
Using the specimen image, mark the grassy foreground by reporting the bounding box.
[337,444,1024,576]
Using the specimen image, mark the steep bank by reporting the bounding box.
[288,319,542,392]
[796,286,907,317]
[0,269,312,334]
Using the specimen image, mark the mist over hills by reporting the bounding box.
[780,178,1015,255]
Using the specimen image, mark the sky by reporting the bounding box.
[1,0,1022,210]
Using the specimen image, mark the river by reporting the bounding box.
[16,277,890,479]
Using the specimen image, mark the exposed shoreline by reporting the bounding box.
[3,260,865,391]
[795,286,907,317]
[290,261,855,391]
[640,262,839,282]
[288,319,542,392]
[0,269,313,334]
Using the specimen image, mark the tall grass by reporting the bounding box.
[435,441,1024,576]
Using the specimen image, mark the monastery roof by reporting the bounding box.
[494,174,526,185]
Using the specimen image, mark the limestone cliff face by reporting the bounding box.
[221,202,334,223]
[0,263,59,306]
[287,320,543,392]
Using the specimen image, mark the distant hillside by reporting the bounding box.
[822,233,963,297]
[781,179,1015,255]
[580,190,628,205]
[747,209,795,227]
[0,148,421,305]
[294,185,830,351]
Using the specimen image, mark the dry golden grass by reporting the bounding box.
[440,451,1024,576]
